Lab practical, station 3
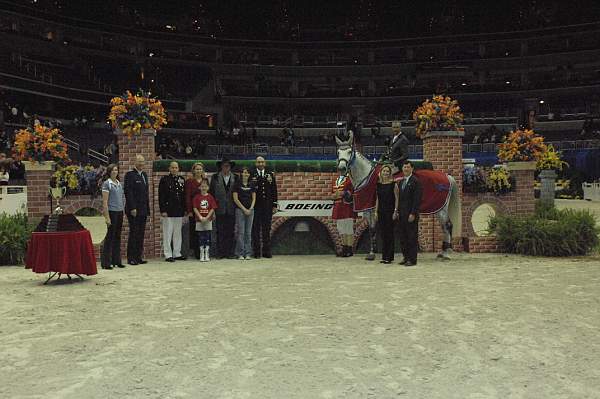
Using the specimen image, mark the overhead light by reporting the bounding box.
[539,100,545,104]
[505,81,511,84]
[461,82,467,86]
[149,52,154,57]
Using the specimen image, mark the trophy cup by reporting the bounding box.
[47,186,66,232]
[49,186,67,215]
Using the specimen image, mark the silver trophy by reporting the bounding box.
[49,186,67,215]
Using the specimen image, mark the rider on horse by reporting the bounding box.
[382,121,409,171]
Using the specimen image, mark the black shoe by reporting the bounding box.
[404,261,416,267]
[114,264,126,268]
[165,257,175,262]
[128,260,138,266]
[399,259,407,265]
[101,265,113,270]
[137,260,148,264]
[174,256,187,261]
[227,255,237,259]
[263,253,272,258]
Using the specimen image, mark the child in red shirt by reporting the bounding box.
[192,178,218,262]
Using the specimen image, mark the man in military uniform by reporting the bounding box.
[251,156,278,258]
[158,161,187,262]
[383,121,409,170]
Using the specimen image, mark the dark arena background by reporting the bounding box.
[1,1,600,398]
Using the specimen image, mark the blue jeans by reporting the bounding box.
[197,230,211,247]
[235,208,254,257]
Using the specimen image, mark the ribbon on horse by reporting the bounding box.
[352,164,382,212]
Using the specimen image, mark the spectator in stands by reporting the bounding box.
[0,131,10,152]
[9,155,25,182]
[100,164,125,269]
[185,162,206,260]
[159,161,187,262]
[0,161,9,186]
[124,155,150,266]
[210,157,238,259]
[233,166,256,260]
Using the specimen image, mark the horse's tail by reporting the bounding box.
[447,174,462,238]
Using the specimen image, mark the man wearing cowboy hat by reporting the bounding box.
[209,157,238,259]
[384,120,409,170]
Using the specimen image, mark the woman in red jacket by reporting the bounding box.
[184,162,206,259]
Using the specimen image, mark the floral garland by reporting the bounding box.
[12,124,69,164]
[536,144,568,171]
[487,166,513,195]
[463,166,488,193]
[413,95,464,138]
[497,129,546,162]
[51,164,106,196]
[52,165,80,190]
[108,90,167,136]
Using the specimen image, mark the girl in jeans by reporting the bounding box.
[192,178,217,262]
[233,167,256,260]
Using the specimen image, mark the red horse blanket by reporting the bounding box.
[353,166,451,214]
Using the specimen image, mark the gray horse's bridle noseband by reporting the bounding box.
[337,145,356,170]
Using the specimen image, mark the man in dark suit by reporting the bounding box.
[251,156,278,258]
[209,157,238,259]
[394,160,422,266]
[124,154,150,265]
[385,121,409,170]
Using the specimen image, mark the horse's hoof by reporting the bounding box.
[365,254,375,261]
[436,253,444,259]
[442,255,451,261]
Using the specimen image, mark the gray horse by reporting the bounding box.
[336,131,461,260]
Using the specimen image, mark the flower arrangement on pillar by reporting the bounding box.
[108,90,167,137]
[13,124,70,169]
[413,94,465,138]
[497,128,545,169]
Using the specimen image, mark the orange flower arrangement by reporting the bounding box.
[108,90,167,136]
[413,94,464,138]
[497,129,547,162]
[12,124,69,163]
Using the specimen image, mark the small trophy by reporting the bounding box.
[49,186,66,214]
[47,186,66,232]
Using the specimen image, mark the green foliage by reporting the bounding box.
[489,202,599,257]
[0,212,33,265]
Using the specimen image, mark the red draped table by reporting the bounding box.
[26,230,97,284]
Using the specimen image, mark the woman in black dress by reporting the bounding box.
[375,164,399,264]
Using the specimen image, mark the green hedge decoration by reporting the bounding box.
[0,213,33,265]
[153,159,433,173]
[488,201,599,256]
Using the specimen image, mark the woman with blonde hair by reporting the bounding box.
[375,164,399,264]
[184,162,206,259]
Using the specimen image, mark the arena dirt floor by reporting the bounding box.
[1,250,599,399]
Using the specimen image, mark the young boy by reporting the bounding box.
[192,178,217,262]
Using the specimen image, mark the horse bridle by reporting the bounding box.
[337,145,356,170]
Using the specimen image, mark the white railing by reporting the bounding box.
[583,183,600,201]
[0,186,27,215]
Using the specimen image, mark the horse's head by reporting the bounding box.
[336,130,354,174]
